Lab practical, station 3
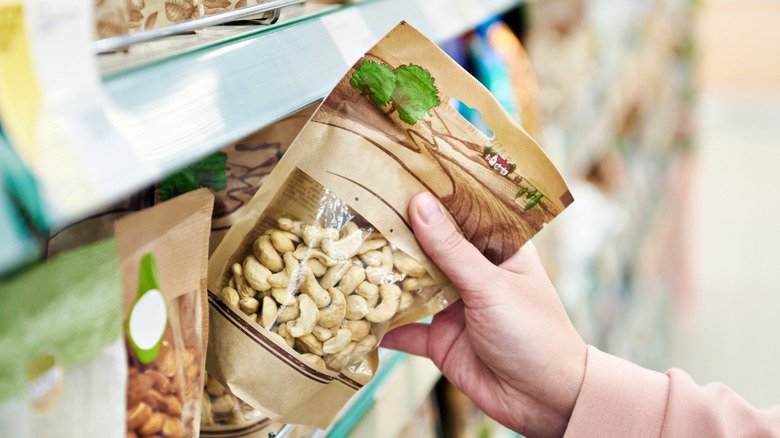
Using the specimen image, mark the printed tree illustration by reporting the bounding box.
[350,61,441,125]
[315,59,555,263]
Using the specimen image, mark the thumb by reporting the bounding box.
[408,192,497,297]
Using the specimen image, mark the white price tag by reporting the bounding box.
[321,8,376,66]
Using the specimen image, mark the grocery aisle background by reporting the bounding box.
[668,0,780,408]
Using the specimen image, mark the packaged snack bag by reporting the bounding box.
[207,22,572,428]
[0,239,125,437]
[115,188,214,437]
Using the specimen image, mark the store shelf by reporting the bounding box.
[324,350,441,438]
[99,0,520,208]
[0,0,519,276]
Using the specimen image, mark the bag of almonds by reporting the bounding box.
[115,188,214,438]
[207,22,573,428]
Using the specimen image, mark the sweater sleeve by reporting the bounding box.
[563,346,780,437]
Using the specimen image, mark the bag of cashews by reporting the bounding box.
[207,22,573,428]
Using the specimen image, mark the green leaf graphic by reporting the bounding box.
[159,151,227,201]
[392,64,441,125]
[350,61,396,108]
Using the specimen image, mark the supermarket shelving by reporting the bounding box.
[0,0,522,276]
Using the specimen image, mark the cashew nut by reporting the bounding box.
[338,265,365,295]
[253,235,284,272]
[322,328,352,354]
[399,291,414,312]
[319,261,351,290]
[359,250,383,268]
[317,288,346,328]
[271,287,296,306]
[356,282,379,308]
[357,238,388,255]
[239,296,260,315]
[270,229,296,254]
[345,295,369,320]
[366,283,402,323]
[228,277,236,289]
[293,244,339,267]
[392,250,428,277]
[268,252,301,288]
[301,268,332,308]
[286,294,318,338]
[232,263,256,298]
[205,375,226,397]
[302,225,339,248]
[201,393,213,426]
[261,296,277,330]
[278,218,304,237]
[266,330,291,349]
[301,353,326,368]
[276,301,300,323]
[210,394,237,416]
[402,274,437,292]
[306,258,328,277]
[341,319,371,341]
[296,333,324,356]
[276,323,295,348]
[324,342,356,371]
[221,287,240,308]
[312,325,333,342]
[321,222,364,260]
[353,334,378,355]
[242,255,272,292]
[365,246,395,284]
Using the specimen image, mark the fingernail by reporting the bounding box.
[416,193,444,225]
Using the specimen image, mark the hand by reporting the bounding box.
[381,193,587,438]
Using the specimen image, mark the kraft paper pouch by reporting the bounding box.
[209,103,319,253]
[115,188,214,438]
[207,22,572,428]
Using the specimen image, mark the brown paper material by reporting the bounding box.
[207,22,572,428]
[95,0,129,39]
[125,0,205,32]
[209,103,319,253]
[115,188,214,437]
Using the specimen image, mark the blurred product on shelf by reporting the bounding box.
[436,379,520,438]
[200,371,320,437]
[463,18,541,138]
[0,239,125,437]
[206,22,571,429]
[115,189,214,438]
[523,0,694,368]
[397,393,441,438]
[95,0,130,39]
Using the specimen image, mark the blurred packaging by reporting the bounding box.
[124,0,205,33]
[95,0,130,39]
[115,189,214,438]
[0,239,125,437]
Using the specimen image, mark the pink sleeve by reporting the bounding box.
[564,346,780,437]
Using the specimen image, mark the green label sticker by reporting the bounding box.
[127,253,167,364]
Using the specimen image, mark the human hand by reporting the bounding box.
[381,193,587,438]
